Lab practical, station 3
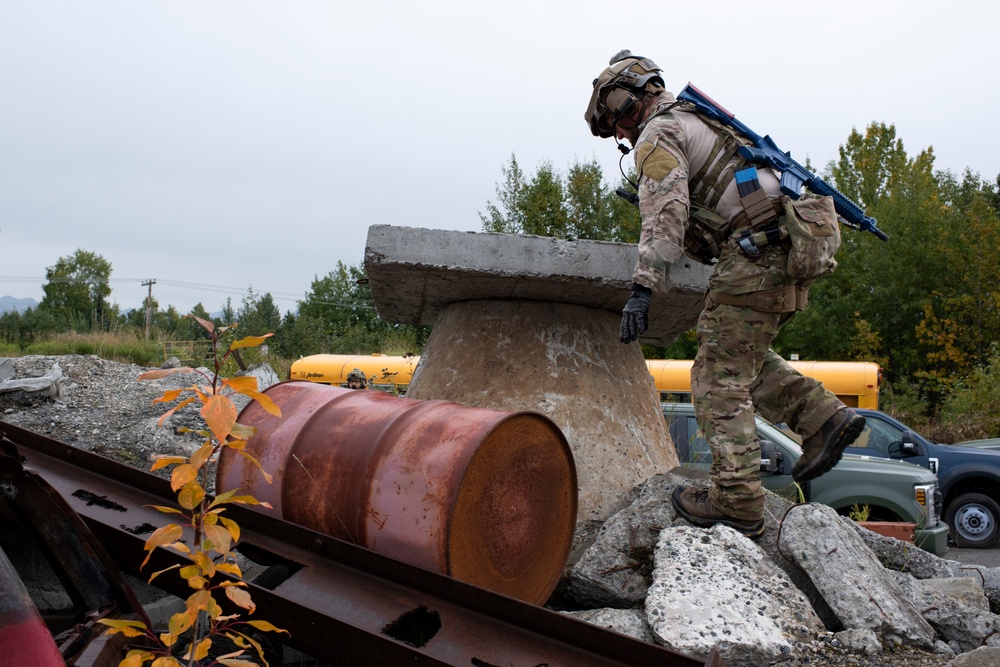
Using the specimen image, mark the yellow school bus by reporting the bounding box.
[291,354,880,408]
[288,353,420,392]
[645,359,881,409]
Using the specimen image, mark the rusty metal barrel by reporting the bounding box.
[216,380,577,605]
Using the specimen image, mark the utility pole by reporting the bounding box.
[142,279,156,341]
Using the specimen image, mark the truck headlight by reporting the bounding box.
[914,483,939,525]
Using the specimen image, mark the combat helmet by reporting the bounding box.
[346,368,367,387]
[585,50,664,138]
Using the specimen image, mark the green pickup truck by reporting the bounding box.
[662,403,949,555]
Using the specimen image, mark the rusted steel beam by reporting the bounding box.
[0,420,725,667]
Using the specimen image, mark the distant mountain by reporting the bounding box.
[0,296,38,314]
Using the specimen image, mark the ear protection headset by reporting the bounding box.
[602,87,641,128]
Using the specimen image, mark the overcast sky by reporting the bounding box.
[1,0,997,315]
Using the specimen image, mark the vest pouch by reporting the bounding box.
[683,206,731,264]
[781,194,841,280]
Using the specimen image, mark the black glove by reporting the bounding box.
[620,283,652,343]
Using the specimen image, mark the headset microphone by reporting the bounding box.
[610,114,631,154]
[615,130,640,207]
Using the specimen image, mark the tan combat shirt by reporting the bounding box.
[631,91,784,292]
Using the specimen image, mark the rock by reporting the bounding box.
[566,470,843,629]
[919,576,991,612]
[161,356,182,369]
[853,518,1000,624]
[889,571,1000,652]
[0,355,281,474]
[0,361,64,402]
[946,646,1000,666]
[743,487,845,630]
[645,524,823,666]
[560,608,657,643]
[833,628,881,655]
[942,563,1000,613]
[566,472,687,608]
[778,503,937,648]
[849,520,958,580]
[934,640,957,657]
[0,357,14,381]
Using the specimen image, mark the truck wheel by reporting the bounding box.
[945,493,1000,548]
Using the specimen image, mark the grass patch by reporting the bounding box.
[2,330,294,380]
[20,331,164,366]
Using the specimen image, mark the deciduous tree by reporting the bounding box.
[290,262,429,357]
[778,123,1000,413]
[480,154,639,242]
[39,249,114,330]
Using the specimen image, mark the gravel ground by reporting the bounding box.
[0,354,255,480]
[0,354,973,667]
[773,641,957,666]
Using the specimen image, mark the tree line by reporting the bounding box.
[0,253,429,360]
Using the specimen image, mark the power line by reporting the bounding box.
[0,275,305,300]
[153,279,305,298]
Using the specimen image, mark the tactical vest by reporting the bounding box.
[643,100,776,264]
[641,99,839,313]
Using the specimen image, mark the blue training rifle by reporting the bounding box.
[676,83,889,242]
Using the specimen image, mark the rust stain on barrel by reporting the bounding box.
[216,381,577,604]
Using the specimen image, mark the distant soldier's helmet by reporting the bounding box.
[585,50,664,138]
[347,368,366,383]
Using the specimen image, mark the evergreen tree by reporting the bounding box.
[236,289,282,338]
[217,297,236,328]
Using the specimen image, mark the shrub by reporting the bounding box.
[940,348,1000,439]
[98,316,287,666]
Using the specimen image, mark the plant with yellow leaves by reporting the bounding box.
[98,316,288,667]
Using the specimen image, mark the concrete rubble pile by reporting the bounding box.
[0,357,65,402]
[558,470,1000,667]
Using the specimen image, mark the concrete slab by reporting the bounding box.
[364,225,711,347]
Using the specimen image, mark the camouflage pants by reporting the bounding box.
[690,273,843,520]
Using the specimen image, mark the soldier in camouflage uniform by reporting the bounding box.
[346,368,368,390]
[586,51,866,537]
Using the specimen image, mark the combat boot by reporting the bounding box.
[671,485,765,538]
[792,408,866,483]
